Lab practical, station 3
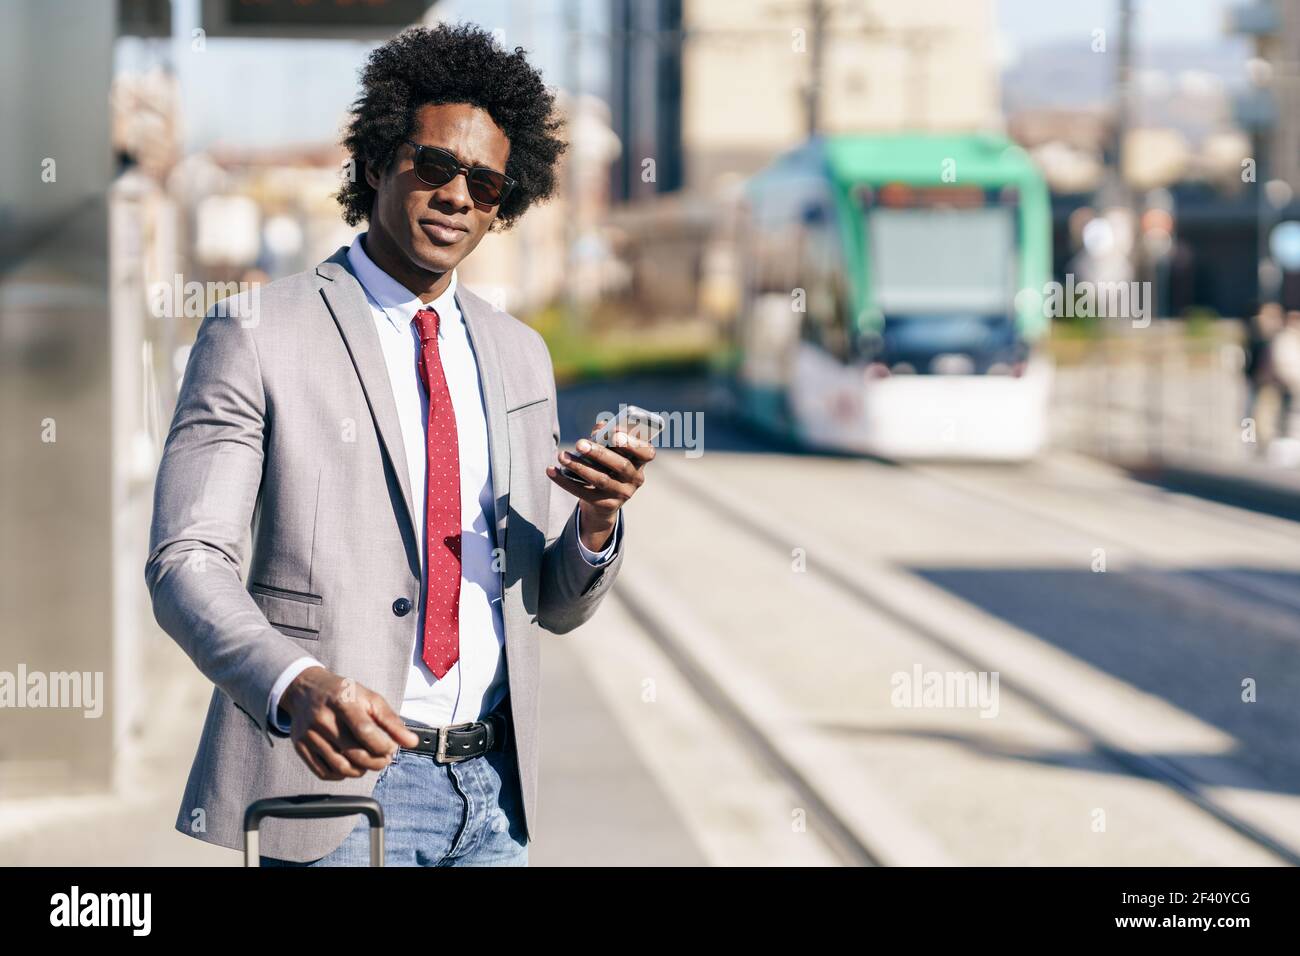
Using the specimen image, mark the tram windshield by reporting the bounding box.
[868,206,1016,315]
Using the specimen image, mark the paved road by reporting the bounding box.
[554,374,1300,865]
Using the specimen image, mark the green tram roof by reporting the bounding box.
[752,133,1046,191]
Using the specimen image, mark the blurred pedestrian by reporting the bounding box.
[1270,309,1300,440]
[1243,302,1283,439]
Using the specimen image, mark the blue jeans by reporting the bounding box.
[260,725,529,867]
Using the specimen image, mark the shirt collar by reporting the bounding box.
[346,232,459,338]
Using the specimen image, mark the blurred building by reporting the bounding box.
[609,0,998,200]
[458,90,626,314]
[0,0,119,797]
[683,0,998,191]
[1230,0,1300,191]
[995,6,1280,319]
[608,0,684,204]
[1229,0,1300,307]
[604,0,999,319]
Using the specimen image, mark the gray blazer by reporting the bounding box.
[144,246,623,862]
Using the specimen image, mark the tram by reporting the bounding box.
[726,133,1053,460]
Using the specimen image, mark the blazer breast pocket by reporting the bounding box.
[249,582,322,638]
[506,395,549,416]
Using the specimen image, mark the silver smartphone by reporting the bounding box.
[558,405,665,482]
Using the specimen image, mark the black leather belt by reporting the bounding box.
[401,710,509,764]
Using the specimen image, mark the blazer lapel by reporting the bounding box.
[456,283,511,548]
[316,249,421,568]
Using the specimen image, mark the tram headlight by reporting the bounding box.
[931,354,975,375]
[988,360,1028,377]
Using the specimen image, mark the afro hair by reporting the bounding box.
[336,22,567,231]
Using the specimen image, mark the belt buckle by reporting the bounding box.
[434,719,479,764]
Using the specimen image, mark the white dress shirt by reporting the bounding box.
[266,233,618,732]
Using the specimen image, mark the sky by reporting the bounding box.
[997,0,1234,65]
[116,0,1241,151]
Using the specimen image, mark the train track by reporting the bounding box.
[638,453,1300,867]
[611,577,887,866]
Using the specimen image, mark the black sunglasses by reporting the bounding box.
[404,140,516,207]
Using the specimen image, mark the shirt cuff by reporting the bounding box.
[267,656,322,735]
[575,508,621,566]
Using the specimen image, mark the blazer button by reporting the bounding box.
[392,597,412,616]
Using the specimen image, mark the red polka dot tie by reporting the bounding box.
[412,307,461,679]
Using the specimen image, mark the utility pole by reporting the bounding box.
[1112,0,1161,458]
[564,0,581,328]
[1113,0,1134,217]
[805,0,828,137]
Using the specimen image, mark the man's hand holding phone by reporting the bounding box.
[547,405,660,552]
[280,667,419,780]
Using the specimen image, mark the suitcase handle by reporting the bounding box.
[244,795,385,867]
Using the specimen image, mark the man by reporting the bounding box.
[145,23,654,866]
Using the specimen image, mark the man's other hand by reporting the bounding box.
[280,667,419,780]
